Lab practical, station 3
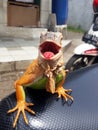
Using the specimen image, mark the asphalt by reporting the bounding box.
[64,31,83,63]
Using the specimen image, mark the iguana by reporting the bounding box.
[8,31,73,127]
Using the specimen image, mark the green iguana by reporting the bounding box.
[8,31,73,128]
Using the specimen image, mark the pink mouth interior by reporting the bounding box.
[40,41,60,59]
[43,51,54,59]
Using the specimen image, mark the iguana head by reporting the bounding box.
[38,32,64,93]
[39,31,63,60]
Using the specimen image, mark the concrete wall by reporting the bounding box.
[40,0,52,27]
[0,0,7,26]
[0,60,32,100]
[0,0,52,28]
[68,0,94,31]
[0,0,50,38]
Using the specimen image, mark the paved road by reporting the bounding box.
[64,31,83,64]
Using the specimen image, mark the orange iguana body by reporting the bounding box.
[8,32,73,127]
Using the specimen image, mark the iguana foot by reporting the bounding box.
[55,87,74,101]
[7,101,35,128]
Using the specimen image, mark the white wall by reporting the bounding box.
[68,0,94,31]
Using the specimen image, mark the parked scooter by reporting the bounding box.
[65,16,98,72]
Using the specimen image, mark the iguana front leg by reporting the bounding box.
[7,78,35,128]
[7,59,44,128]
[55,70,74,101]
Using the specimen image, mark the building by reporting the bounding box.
[68,0,93,31]
[0,0,52,38]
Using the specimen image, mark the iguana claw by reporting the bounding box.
[55,87,74,101]
[8,101,35,128]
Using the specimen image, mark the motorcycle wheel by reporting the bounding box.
[65,55,93,72]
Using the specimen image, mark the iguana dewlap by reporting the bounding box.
[8,31,73,128]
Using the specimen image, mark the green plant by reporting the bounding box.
[67,25,84,33]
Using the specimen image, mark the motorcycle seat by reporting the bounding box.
[0,64,98,130]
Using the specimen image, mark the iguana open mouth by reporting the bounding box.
[40,41,61,60]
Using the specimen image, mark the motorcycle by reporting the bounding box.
[65,16,98,72]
